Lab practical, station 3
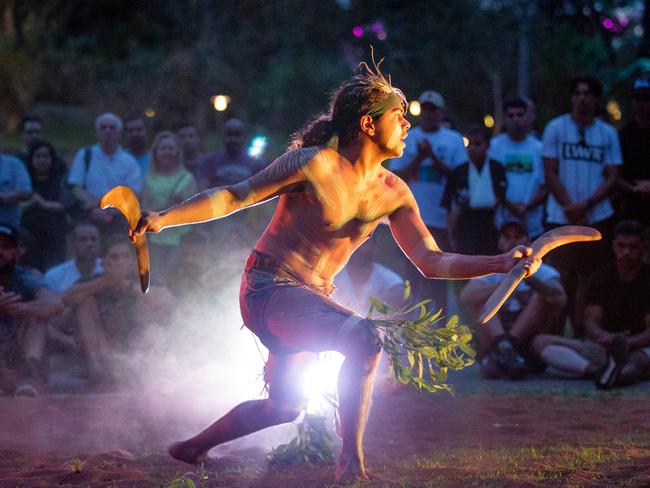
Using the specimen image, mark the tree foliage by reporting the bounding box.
[0,0,645,140]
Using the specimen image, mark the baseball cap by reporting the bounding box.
[498,218,528,235]
[418,90,445,109]
[0,225,18,245]
[632,78,650,96]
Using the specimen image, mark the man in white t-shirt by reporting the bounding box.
[541,76,622,337]
[44,222,103,294]
[68,113,142,231]
[334,236,406,316]
[460,219,566,380]
[388,90,467,309]
[43,222,103,377]
[489,98,547,238]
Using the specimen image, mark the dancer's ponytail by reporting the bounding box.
[288,114,336,151]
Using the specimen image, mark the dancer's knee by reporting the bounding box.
[336,317,382,358]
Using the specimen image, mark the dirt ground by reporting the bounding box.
[1,381,650,488]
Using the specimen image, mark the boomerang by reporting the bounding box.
[100,186,150,293]
[477,225,601,325]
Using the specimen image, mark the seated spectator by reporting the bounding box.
[443,126,506,255]
[141,131,196,285]
[0,133,32,229]
[44,222,102,359]
[67,112,141,233]
[21,141,68,271]
[0,225,63,396]
[334,235,406,314]
[58,235,173,386]
[461,219,566,379]
[532,220,650,389]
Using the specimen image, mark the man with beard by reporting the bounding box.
[0,226,63,396]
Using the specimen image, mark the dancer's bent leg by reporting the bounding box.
[170,351,316,464]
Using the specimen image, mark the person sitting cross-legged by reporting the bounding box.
[532,220,650,388]
[461,219,566,379]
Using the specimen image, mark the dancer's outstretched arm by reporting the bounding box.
[133,148,315,234]
[388,189,539,280]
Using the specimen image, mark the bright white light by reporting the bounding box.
[463,136,469,147]
[304,352,345,414]
[409,101,421,117]
[247,135,269,158]
[212,95,230,112]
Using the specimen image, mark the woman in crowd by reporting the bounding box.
[22,141,68,271]
[141,131,197,284]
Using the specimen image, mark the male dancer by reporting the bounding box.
[133,64,539,482]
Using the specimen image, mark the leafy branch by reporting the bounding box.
[370,281,476,394]
[267,413,335,467]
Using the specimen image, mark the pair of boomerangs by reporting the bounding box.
[99,185,601,322]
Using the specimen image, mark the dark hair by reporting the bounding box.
[25,141,64,179]
[124,115,147,127]
[503,97,529,113]
[72,220,100,236]
[289,59,406,150]
[102,233,132,256]
[613,220,645,240]
[466,125,491,143]
[570,76,602,97]
[177,121,198,132]
[20,115,43,132]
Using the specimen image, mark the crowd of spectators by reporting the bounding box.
[0,113,268,396]
[0,73,648,398]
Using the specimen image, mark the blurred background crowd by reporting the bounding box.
[0,0,648,397]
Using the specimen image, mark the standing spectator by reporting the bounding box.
[15,116,67,175]
[15,116,44,162]
[542,76,622,337]
[388,90,467,308]
[0,134,31,229]
[443,126,506,255]
[0,225,63,396]
[21,141,68,271]
[618,78,650,231]
[532,221,650,389]
[124,116,152,177]
[67,113,141,231]
[177,122,204,179]
[489,98,547,238]
[196,118,265,191]
[461,219,566,380]
[141,131,196,284]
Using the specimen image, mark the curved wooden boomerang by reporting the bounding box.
[100,186,150,293]
[477,225,601,325]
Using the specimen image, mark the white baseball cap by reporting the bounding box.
[418,90,445,109]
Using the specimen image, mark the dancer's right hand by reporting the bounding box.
[130,211,164,241]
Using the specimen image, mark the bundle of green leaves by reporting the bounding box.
[371,281,476,394]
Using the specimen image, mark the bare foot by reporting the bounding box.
[335,454,369,483]
[168,441,208,465]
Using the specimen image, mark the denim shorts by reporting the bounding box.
[239,251,356,355]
